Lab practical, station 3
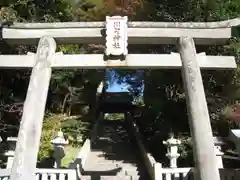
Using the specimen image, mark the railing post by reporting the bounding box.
[234,169,240,180]
[178,36,220,180]
[213,137,224,168]
[154,162,162,180]
[10,36,56,180]
[4,137,17,168]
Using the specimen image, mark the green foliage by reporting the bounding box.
[112,0,240,166]
[61,118,90,147]
[0,0,103,166]
[38,114,61,162]
[1,0,240,167]
[105,113,124,121]
[38,114,91,163]
[0,0,71,22]
[178,138,194,167]
[61,145,80,167]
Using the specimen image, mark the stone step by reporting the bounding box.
[87,152,138,158]
[85,158,118,164]
[101,175,132,180]
[86,160,138,166]
[84,164,122,171]
[117,169,139,180]
[86,153,138,159]
[86,158,139,165]
[118,170,139,179]
[123,170,139,176]
[80,175,91,180]
[130,176,140,180]
[82,167,139,178]
[84,159,139,167]
[117,175,133,180]
[82,121,147,180]
[84,164,139,173]
[128,175,140,180]
[116,164,138,169]
[80,175,133,180]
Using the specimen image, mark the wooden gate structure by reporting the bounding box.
[0,17,239,180]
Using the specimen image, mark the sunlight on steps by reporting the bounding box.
[80,120,148,180]
[62,146,80,167]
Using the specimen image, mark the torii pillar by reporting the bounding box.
[178,36,220,180]
[10,36,56,180]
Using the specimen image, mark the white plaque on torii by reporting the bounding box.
[106,16,128,56]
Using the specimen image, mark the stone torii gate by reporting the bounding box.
[0,17,239,180]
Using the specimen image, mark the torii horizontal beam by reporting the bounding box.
[2,27,229,45]
[2,18,240,45]
[0,53,236,69]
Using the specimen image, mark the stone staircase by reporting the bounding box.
[81,120,149,180]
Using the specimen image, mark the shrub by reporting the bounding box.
[38,114,61,162]
[61,118,90,147]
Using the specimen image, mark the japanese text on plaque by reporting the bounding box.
[113,21,121,49]
[106,16,128,56]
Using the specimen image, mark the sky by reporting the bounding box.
[105,69,130,92]
[105,69,144,93]
[107,82,129,92]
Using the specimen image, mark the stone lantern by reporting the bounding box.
[4,137,17,168]
[51,129,69,168]
[163,133,181,168]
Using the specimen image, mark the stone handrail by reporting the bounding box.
[68,139,90,178]
[90,112,104,145]
[72,139,91,168]
[0,168,77,180]
[125,113,156,180]
[68,112,104,178]
[154,164,240,180]
[124,114,240,180]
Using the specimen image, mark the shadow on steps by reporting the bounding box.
[83,167,122,176]
[84,120,151,180]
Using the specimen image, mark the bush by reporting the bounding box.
[38,114,61,162]
[178,137,194,167]
[37,113,92,167]
[61,118,90,147]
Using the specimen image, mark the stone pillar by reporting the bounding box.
[163,134,181,168]
[10,37,57,180]
[51,129,68,168]
[178,36,220,180]
[4,137,17,168]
